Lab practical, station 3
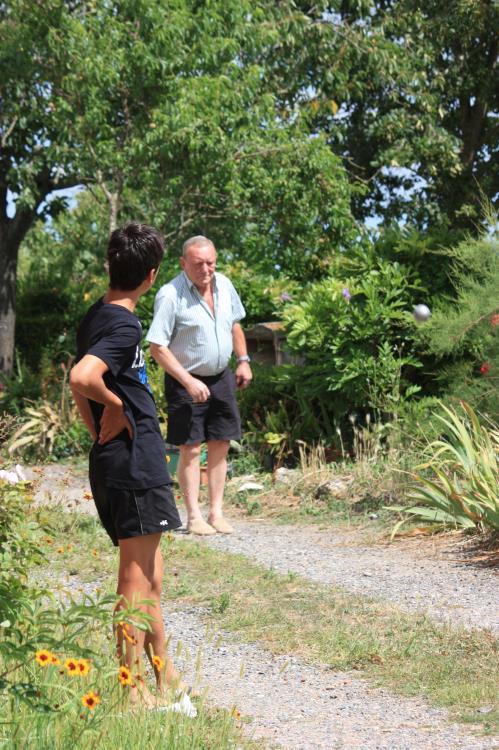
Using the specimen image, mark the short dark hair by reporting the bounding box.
[107,222,164,291]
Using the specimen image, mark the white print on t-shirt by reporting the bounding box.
[132,346,145,369]
[131,346,151,391]
[159,520,170,526]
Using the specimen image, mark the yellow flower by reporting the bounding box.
[77,659,91,676]
[91,549,98,557]
[83,292,91,302]
[118,621,137,645]
[81,690,100,709]
[56,547,65,554]
[118,666,133,686]
[51,655,61,665]
[152,655,164,671]
[64,658,79,675]
[66,544,73,552]
[35,649,54,667]
[232,707,241,721]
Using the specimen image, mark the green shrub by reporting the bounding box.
[415,235,499,420]
[282,257,422,438]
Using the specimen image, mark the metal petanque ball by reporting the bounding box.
[413,304,431,322]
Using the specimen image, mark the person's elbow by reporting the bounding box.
[69,362,92,392]
[149,342,165,363]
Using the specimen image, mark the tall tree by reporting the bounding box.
[1,0,357,375]
[271,0,498,227]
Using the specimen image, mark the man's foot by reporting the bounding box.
[208,516,233,534]
[187,518,217,535]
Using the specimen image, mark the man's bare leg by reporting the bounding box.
[179,443,215,534]
[206,440,232,532]
[178,443,202,522]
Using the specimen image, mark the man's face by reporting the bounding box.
[181,243,217,288]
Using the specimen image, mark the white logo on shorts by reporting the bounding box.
[159,520,169,526]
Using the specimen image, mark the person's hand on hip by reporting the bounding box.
[99,402,133,444]
[186,376,211,403]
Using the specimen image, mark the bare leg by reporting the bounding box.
[142,545,184,692]
[178,443,202,522]
[116,533,175,706]
[206,440,230,523]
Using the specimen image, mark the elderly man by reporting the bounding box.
[147,236,252,535]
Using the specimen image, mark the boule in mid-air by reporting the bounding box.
[413,304,431,322]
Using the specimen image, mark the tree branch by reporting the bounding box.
[0,116,18,149]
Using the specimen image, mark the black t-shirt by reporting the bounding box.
[76,298,171,490]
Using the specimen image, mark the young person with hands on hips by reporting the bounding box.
[147,235,252,536]
[69,223,192,710]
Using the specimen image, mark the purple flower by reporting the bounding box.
[342,287,351,301]
[280,291,293,302]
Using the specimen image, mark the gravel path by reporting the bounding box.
[204,519,499,635]
[28,464,499,749]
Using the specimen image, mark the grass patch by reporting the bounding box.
[2,659,250,750]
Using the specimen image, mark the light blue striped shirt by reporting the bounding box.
[146,271,246,376]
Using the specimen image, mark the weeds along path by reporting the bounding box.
[30,463,498,635]
[30,464,499,749]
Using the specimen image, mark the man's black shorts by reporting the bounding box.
[165,367,241,446]
[89,450,182,547]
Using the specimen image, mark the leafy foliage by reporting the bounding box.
[6,360,92,459]
[285,0,499,227]
[415,234,499,419]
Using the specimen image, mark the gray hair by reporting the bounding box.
[182,235,216,258]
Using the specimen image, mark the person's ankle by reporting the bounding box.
[208,511,223,522]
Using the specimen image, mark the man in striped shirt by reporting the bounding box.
[147,236,252,535]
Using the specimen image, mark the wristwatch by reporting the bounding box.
[237,355,251,363]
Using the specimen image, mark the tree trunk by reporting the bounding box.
[0,211,37,375]
[0,234,19,376]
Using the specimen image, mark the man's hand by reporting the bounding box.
[235,362,252,389]
[186,376,211,403]
[98,402,133,444]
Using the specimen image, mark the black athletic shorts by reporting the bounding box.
[89,452,182,547]
[165,367,241,446]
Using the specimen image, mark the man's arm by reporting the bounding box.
[149,343,210,403]
[72,391,98,442]
[232,323,252,389]
[70,355,132,444]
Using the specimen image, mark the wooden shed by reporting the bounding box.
[244,322,302,366]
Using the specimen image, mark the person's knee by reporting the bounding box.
[207,440,230,457]
[118,536,161,593]
[180,443,202,462]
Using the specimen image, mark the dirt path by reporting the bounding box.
[29,464,499,749]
